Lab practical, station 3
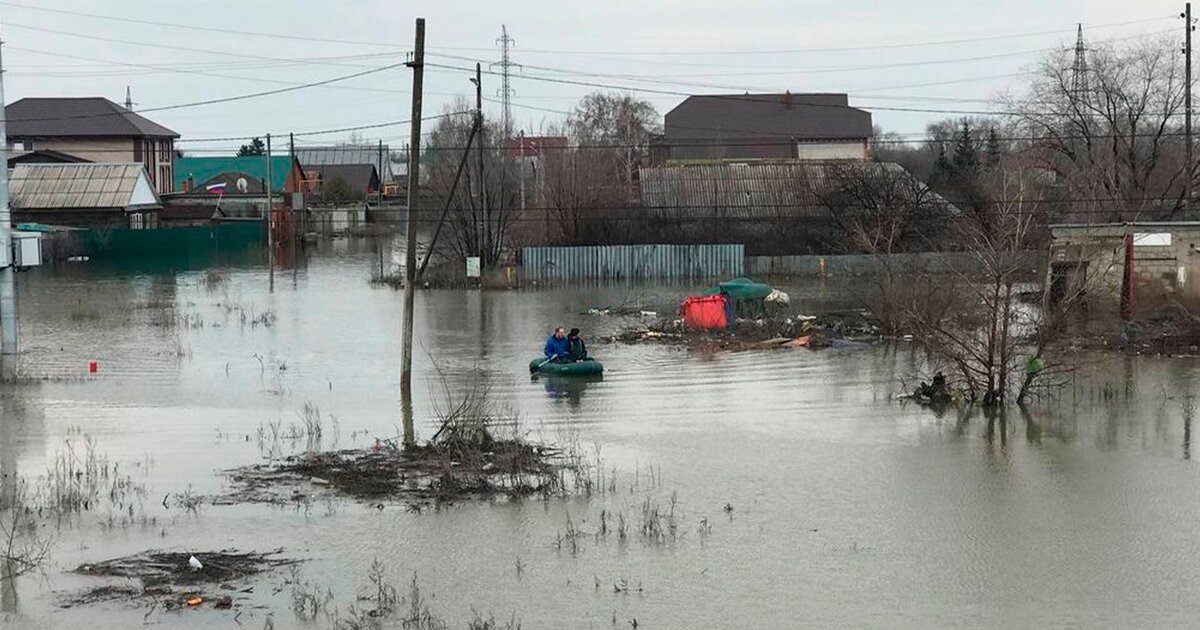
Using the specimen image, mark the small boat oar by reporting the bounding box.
[534,355,557,371]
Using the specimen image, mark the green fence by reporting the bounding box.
[78,223,264,260]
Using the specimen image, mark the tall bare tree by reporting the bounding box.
[1010,36,1190,221]
[424,98,522,266]
[567,92,662,201]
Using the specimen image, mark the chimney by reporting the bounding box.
[780,90,794,108]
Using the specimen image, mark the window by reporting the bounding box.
[159,165,172,193]
[20,140,33,151]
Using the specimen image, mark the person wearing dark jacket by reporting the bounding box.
[544,327,569,362]
[567,328,589,361]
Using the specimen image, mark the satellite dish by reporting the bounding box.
[236,177,249,193]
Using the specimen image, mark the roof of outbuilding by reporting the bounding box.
[9,163,162,210]
[664,93,871,143]
[639,160,950,219]
[6,97,179,138]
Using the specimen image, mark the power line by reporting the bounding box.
[0,0,406,48]
[0,1,1167,57]
[430,62,1021,115]
[6,62,408,125]
[428,27,1172,96]
[5,45,410,96]
[428,16,1175,56]
[54,127,1200,152]
[2,22,394,68]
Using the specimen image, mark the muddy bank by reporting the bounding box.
[1056,303,1200,357]
[65,549,296,610]
[607,310,882,352]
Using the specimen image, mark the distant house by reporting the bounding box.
[296,145,393,183]
[9,163,162,228]
[167,155,307,226]
[311,164,379,201]
[173,156,306,195]
[5,97,180,193]
[660,93,872,162]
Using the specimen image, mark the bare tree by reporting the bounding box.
[1009,36,1190,221]
[424,98,522,266]
[0,479,52,588]
[896,163,1093,404]
[567,92,662,200]
[818,162,951,255]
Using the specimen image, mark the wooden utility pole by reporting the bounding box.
[473,62,487,260]
[289,132,298,286]
[0,39,16,382]
[400,18,425,448]
[265,133,275,292]
[1186,3,1195,203]
[377,139,385,203]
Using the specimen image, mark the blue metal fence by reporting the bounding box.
[523,244,744,282]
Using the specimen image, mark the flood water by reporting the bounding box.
[4,238,1200,628]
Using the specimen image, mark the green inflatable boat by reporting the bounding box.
[529,358,604,376]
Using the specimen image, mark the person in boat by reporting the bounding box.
[567,327,589,362]
[544,326,570,363]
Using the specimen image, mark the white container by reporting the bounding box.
[12,232,42,267]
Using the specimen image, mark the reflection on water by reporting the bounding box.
[538,373,601,408]
[5,239,1200,627]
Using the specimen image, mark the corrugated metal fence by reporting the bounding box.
[523,244,744,282]
[746,251,1043,276]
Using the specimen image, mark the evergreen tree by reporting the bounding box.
[237,137,266,157]
[985,127,1002,167]
[934,143,953,179]
[952,121,978,178]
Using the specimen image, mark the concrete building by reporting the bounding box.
[5,97,179,194]
[659,93,872,163]
[1047,223,1200,313]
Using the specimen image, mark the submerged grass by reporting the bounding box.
[225,377,587,506]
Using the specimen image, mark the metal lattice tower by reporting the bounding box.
[124,85,134,111]
[493,25,517,139]
[1071,24,1089,104]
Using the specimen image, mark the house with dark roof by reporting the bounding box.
[295,145,393,182]
[312,164,379,201]
[5,97,180,193]
[660,93,872,162]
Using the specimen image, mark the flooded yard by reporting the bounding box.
[4,238,1200,628]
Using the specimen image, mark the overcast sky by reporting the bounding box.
[0,0,1183,154]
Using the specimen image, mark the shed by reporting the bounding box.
[9,163,162,228]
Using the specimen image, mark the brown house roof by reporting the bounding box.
[665,93,872,147]
[314,164,379,195]
[6,97,179,139]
